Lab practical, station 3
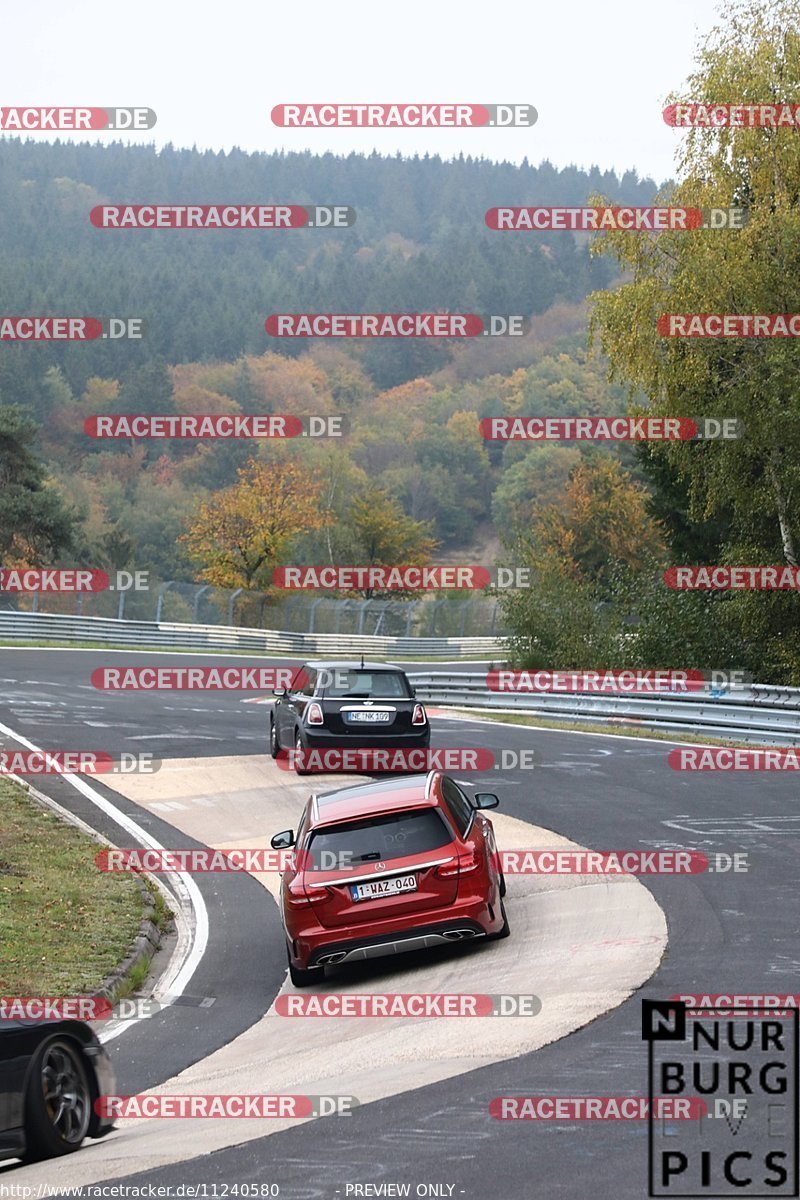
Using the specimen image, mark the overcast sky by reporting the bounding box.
[3,0,725,183]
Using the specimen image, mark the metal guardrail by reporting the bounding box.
[407,673,800,746]
[3,613,797,742]
[0,611,505,659]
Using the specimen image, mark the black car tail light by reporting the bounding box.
[412,703,427,725]
[307,702,324,725]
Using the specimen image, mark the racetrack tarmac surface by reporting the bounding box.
[1,648,797,1197]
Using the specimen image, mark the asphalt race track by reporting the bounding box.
[2,647,798,1198]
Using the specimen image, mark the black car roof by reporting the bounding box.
[303,660,406,672]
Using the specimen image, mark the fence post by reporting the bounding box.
[192,585,210,624]
[358,600,372,634]
[405,602,416,637]
[227,588,243,626]
[309,598,322,633]
[155,582,174,623]
[459,601,469,636]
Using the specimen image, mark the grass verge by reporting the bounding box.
[0,777,155,995]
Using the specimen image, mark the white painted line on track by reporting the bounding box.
[0,720,209,1043]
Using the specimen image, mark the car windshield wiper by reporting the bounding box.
[352,851,382,861]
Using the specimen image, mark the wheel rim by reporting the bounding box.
[270,720,277,753]
[40,1042,91,1145]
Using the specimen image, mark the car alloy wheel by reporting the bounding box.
[294,733,311,775]
[24,1038,92,1160]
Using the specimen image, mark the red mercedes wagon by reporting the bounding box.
[271,770,509,986]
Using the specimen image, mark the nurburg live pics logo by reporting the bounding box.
[643,999,799,1197]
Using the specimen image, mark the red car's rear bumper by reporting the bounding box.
[286,883,503,970]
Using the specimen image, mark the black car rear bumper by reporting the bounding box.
[302,731,430,750]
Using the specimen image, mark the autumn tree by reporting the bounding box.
[335,483,438,599]
[0,405,77,565]
[533,456,665,586]
[499,456,665,669]
[589,0,800,567]
[181,458,328,601]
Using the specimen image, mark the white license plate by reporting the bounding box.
[351,874,417,901]
[347,711,391,723]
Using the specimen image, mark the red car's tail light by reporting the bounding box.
[306,702,324,725]
[412,703,427,726]
[287,880,329,906]
[436,850,480,878]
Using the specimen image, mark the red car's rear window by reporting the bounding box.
[306,808,452,869]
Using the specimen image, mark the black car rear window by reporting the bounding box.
[306,808,452,869]
[319,670,411,699]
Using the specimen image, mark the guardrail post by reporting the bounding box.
[308,598,322,633]
[117,590,126,620]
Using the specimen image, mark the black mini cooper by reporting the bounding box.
[269,660,429,774]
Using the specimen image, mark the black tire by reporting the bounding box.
[499,871,507,898]
[269,716,280,759]
[22,1037,93,1162]
[287,946,324,987]
[293,733,311,775]
[489,899,511,941]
